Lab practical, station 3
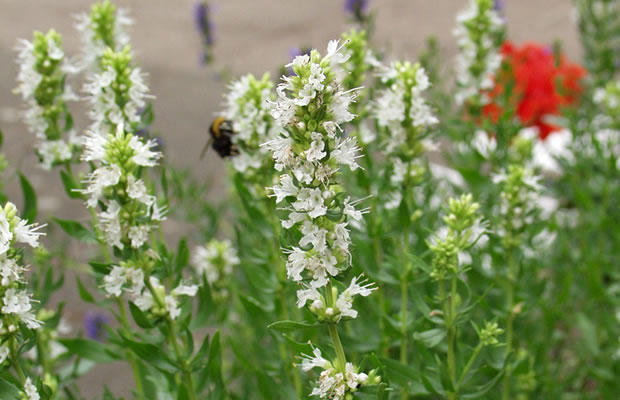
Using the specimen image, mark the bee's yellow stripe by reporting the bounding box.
[212,116,225,138]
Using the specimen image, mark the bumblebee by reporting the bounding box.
[200,117,237,159]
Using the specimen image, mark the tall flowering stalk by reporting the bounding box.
[371,61,437,384]
[266,39,380,398]
[575,0,620,85]
[426,194,500,399]
[453,0,504,111]
[220,73,277,187]
[14,30,79,170]
[0,202,46,399]
[491,165,544,400]
[75,0,132,72]
[373,61,437,210]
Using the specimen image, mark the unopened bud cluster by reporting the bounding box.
[14,30,79,170]
[428,194,486,280]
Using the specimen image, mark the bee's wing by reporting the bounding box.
[200,136,214,160]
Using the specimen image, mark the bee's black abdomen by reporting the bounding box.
[208,118,237,158]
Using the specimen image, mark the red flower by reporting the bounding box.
[482,41,586,140]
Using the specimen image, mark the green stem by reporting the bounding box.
[9,336,26,384]
[115,298,145,400]
[328,324,347,369]
[400,275,409,400]
[448,276,457,388]
[400,225,411,400]
[456,343,483,392]
[502,250,516,400]
[168,320,198,400]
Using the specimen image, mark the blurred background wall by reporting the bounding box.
[0,0,580,396]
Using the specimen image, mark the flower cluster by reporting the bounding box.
[0,203,45,338]
[492,165,543,248]
[337,29,376,130]
[191,239,239,300]
[483,41,586,139]
[80,122,164,249]
[372,61,437,209]
[427,194,486,280]
[297,274,375,323]
[220,73,276,177]
[14,30,79,170]
[266,40,362,292]
[193,1,215,65]
[83,46,151,134]
[103,253,198,320]
[593,79,620,128]
[301,348,378,400]
[266,39,377,395]
[453,0,504,107]
[75,0,132,71]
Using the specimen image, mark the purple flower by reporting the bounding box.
[344,0,369,19]
[193,1,215,64]
[493,0,504,12]
[84,312,109,342]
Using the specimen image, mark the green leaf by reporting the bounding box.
[0,128,4,148]
[119,335,176,374]
[175,238,189,273]
[58,338,119,362]
[89,261,113,275]
[576,312,600,356]
[19,173,37,222]
[128,302,154,329]
[54,218,97,243]
[0,376,20,400]
[205,332,225,399]
[413,328,446,348]
[190,277,213,328]
[267,320,321,334]
[60,170,82,199]
[76,276,95,303]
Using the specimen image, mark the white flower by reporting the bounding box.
[472,130,496,158]
[0,344,8,365]
[129,136,161,167]
[325,40,351,65]
[191,240,239,284]
[13,219,46,248]
[301,348,330,372]
[269,175,298,203]
[335,275,377,320]
[293,188,327,219]
[331,137,361,170]
[36,140,73,170]
[285,247,307,282]
[305,132,327,162]
[0,258,25,286]
[98,200,124,249]
[263,135,294,171]
[103,266,126,297]
[128,225,150,248]
[81,130,108,162]
[0,213,13,255]
[127,176,154,206]
[24,377,40,400]
[296,285,322,308]
[82,165,122,208]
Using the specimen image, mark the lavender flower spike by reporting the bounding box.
[193,1,215,65]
